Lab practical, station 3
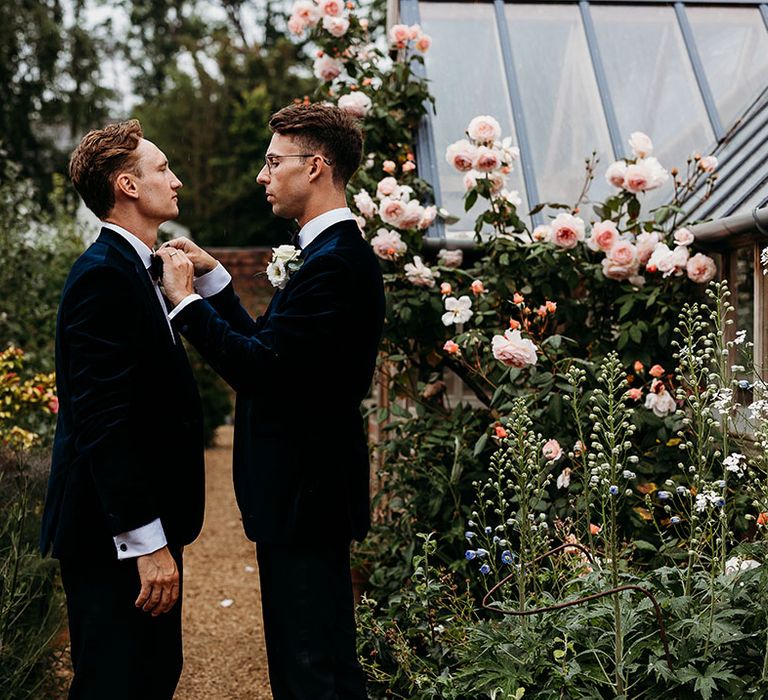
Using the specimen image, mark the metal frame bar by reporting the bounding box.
[579,1,623,159]
[761,4,768,30]
[400,0,445,238]
[417,0,767,5]
[493,0,541,217]
[674,2,725,140]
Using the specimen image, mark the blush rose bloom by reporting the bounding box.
[404,256,439,288]
[542,439,563,462]
[370,228,407,260]
[605,160,628,189]
[337,91,371,117]
[287,14,307,35]
[635,231,660,265]
[398,200,425,229]
[419,205,438,230]
[624,157,669,193]
[443,340,460,355]
[607,240,637,267]
[442,296,473,326]
[467,115,502,144]
[587,220,620,252]
[627,388,643,401]
[353,189,377,218]
[491,329,538,368]
[686,253,717,284]
[648,244,689,277]
[376,177,399,199]
[699,155,718,173]
[532,224,552,242]
[471,279,485,295]
[318,0,343,16]
[402,160,416,173]
[322,15,349,36]
[473,146,502,173]
[313,55,343,82]
[389,23,410,46]
[673,227,695,246]
[440,282,452,296]
[628,131,653,158]
[437,249,463,268]
[292,0,321,25]
[601,241,639,281]
[414,33,432,52]
[378,197,407,227]
[445,140,478,172]
[550,213,586,249]
[382,160,396,174]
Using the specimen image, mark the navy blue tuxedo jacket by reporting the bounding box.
[40,228,205,561]
[172,219,385,544]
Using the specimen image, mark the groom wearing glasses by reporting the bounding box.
[158,102,384,699]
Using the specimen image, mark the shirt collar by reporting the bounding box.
[100,222,154,269]
[298,207,355,249]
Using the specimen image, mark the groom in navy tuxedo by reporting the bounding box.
[158,102,384,699]
[40,120,205,698]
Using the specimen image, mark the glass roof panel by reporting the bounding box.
[504,3,614,207]
[687,6,768,129]
[590,4,714,200]
[419,2,526,233]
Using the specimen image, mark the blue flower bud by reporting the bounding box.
[465,531,475,540]
[609,485,619,496]
[716,497,726,508]
[484,526,492,534]
[670,516,681,524]
[480,564,491,575]
[738,380,751,390]
[501,550,513,565]
[657,490,670,500]
[465,550,476,560]
[476,548,489,558]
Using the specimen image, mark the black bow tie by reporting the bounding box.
[149,254,163,282]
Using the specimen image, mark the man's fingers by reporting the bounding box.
[152,585,172,617]
[135,582,152,609]
[143,584,163,613]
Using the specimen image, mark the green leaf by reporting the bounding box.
[465,189,478,211]
[473,432,489,456]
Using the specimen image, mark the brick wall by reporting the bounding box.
[207,247,274,316]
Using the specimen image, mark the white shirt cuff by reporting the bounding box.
[194,262,231,298]
[114,518,167,560]
[168,293,202,320]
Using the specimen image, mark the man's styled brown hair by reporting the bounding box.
[269,103,364,186]
[68,119,144,219]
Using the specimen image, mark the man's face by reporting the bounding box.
[256,133,312,220]
[132,139,183,223]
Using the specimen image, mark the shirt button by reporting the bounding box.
[119,544,128,552]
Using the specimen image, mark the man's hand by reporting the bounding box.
[135,546,180,616]
[161,237,217,277]
[157,247,195,307]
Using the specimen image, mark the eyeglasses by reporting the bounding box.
[264,153,333,174]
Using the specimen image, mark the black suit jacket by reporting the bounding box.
[172,219,385,544]
[40,228,205,561]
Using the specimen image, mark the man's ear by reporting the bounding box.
[115,172,139,200]
[307,156,325,183]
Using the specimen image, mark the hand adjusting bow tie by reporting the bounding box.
[149,254,163,282]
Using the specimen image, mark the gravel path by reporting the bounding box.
[175,425,272,699]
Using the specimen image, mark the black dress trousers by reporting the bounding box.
[60,548,184,700]
[256,541,368,700]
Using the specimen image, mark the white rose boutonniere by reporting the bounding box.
[266,244,302,289]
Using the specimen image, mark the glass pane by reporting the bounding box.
[419,2,526,234]
[591,5,714,206]
[504,3,614,207]
[687,7,768,129]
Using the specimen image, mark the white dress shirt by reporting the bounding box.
[99,222,171,559]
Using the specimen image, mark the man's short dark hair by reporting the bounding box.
[269,103,364,187]
[69,119,144,219]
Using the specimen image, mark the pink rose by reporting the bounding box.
[287,14,307,35]
[463,170,479,191]
[337,91,371,117]
[628,131,653,158]
[532,225,551,242]
[379,197,407,227]
[292,0,320,24]
[624,157,669,193]
[491,329,538,368]
[587,220,619,252]
[408,24,422,40]
[318,0,343,16]
[376,176,399,198]
[418,205,437,230]
[602,256,638,281]
[370,228,406,260]
[445,140,478,172]
[437,249,463,268]
[398,200,425,229]
[649,364,664,378]
[471,279,485,296]
[443,339,460,355]
[542,439,563,461]
[673,228,694,246]
[402,160,416,173]
[607,240,637,267]
[605,160,628,188]
[627,388,643,401]
[473,146,502,173]
[322,15,349,36]
[353,189,377,218]
[414,34,432,52]
[466,115,502,144]
[699,155,718,173]
[389,23,410,46]
[313,55,342,82]
[635,231,659,264]
[550,213,586,249]
[404,255,438,288]
[382,160,396,174]
[686,253,717,284]
[440,282,452,296]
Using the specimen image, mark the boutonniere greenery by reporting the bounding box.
[266,245,303,289]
